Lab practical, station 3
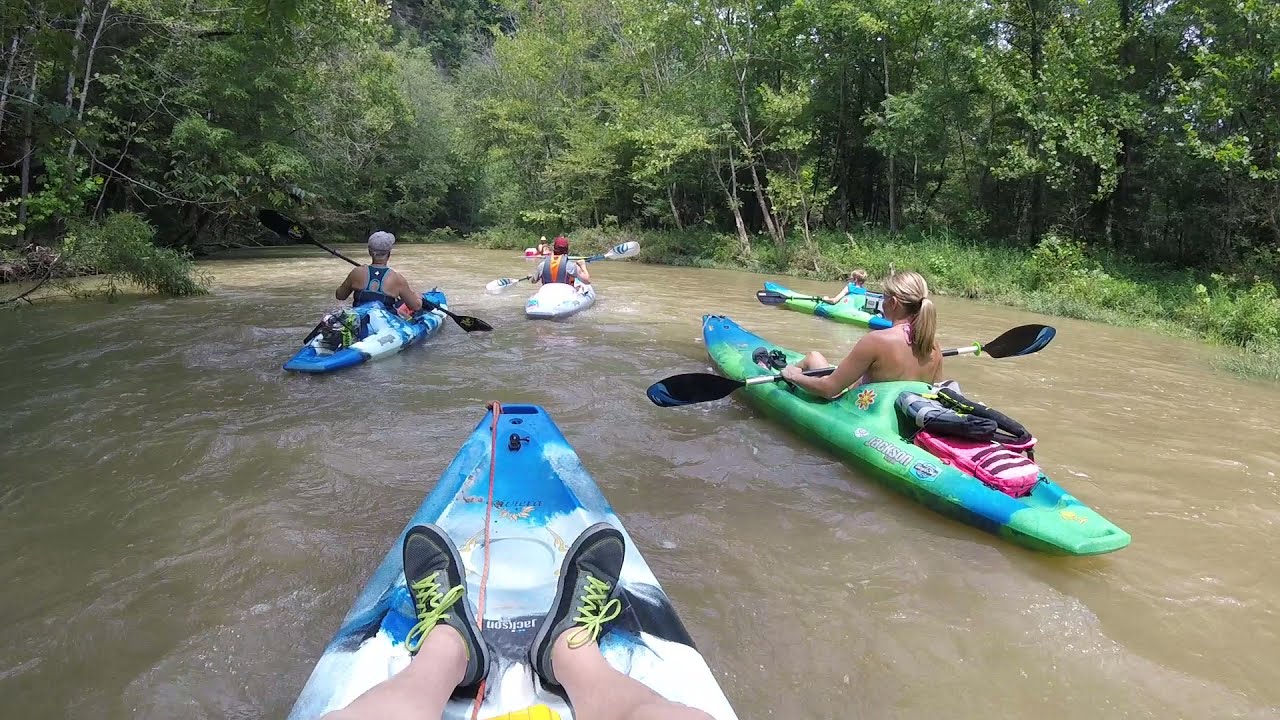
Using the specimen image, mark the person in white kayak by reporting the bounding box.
[322,522,713,720]
[532,236,590,289]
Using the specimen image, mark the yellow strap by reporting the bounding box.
[484,705,562,720]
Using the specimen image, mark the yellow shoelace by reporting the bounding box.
[567,575,622,649]
[405,571,464,653]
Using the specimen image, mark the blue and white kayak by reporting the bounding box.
[525,282,596,320]
[283,290,447,374]
[286,405,738,720]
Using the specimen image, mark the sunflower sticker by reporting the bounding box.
[855,388,877,410]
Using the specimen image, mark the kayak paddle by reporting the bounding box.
[257,209,493,333]
[756,289,829,305]
[646,324,1057,408]
[485,241,641,294]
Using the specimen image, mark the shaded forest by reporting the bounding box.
[2,0,1278,283]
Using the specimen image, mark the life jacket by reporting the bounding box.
[353,265,399,309]
[896,385,1040,497]
[538,255,573,285]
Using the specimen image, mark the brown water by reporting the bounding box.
[1,245,1278,719]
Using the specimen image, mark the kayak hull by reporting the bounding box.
[702,314,1130,556]
[763,280,892,329]
[283,291,447,373]
[525,282,596,320]
[286,405,738,720]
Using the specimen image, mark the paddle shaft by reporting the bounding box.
[258,209,492,332]
[506,250,620,286]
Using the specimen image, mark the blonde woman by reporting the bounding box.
[781,270,941,397]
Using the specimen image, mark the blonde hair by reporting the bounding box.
[848,268,868,285]
[882,270,937,357]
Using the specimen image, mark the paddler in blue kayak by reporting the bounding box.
[820,268,868,304]
[532,235,591,289]
[321,523,714,720]
[780,270,942,396]
[334,231,423,316]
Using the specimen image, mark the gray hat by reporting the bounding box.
[368,231,395,253]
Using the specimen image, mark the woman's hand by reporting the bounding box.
[780,364,803,382]
[821,296,833,304]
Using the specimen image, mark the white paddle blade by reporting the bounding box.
[485,278,516,294]
[605,241,640,259]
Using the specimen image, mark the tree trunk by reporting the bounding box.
[19,66,38,243]
[748,161,782,243]
[667,183,684,231]
[883,38,898,234]
[0,34,21,140]
[65,0,93,108]
[1108,0,1136,250]
[712,152,751,253]
[1026,15,1045,244]
[70,0,110,160]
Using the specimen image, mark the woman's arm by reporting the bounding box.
[781,337,877,399]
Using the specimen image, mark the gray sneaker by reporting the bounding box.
[402,524,491,690]
[528,522,625,687]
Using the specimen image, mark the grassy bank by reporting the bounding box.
[468,226,1280,382]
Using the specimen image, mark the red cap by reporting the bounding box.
[553,236,569,252]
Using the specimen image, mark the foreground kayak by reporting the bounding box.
[283,290,447,373]
[763,280,892,329]
[287,404,738,720]
[702,315,1130,555]
[525,282,596,319]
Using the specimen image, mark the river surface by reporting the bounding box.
[1,244,1278,719]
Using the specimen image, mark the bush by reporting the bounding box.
[62,212,209,297]
[1182,276,1280,348]
[1027,231,1090,289]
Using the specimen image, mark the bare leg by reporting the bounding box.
[797,350,830,371]
[556,629,713,720]
[322,626,466,720]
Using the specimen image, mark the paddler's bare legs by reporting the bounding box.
[321,625,465,720]
[797,350,830,371]
[555,628,715,720]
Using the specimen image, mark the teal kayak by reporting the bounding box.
[702,314,1131,556]
[287,404,739,719]
[763,280,892,329]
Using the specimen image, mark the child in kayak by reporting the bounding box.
[820,268,868,304]
[322,523,713,720]
[781,269,941,397]
[334,231,424,314]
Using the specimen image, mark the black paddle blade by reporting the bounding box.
[257,209,307,242]
[453,314,493,332]
[983,324,1056,358]
[755,290,790,306]
[646,373,746,407]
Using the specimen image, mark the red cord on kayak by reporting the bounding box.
[469,401,501,719]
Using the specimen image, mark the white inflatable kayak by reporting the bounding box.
[525,282,596,320]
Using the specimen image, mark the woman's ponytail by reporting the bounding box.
[883,269,938,357]
[913,296,937,356]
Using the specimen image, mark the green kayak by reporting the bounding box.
[702,314,1131,556]
[763,281,893,329]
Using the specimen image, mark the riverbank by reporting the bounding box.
[462,226,1280,382]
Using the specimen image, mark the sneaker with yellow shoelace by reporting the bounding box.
[402,524,491,689]
[528,522,625,687]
